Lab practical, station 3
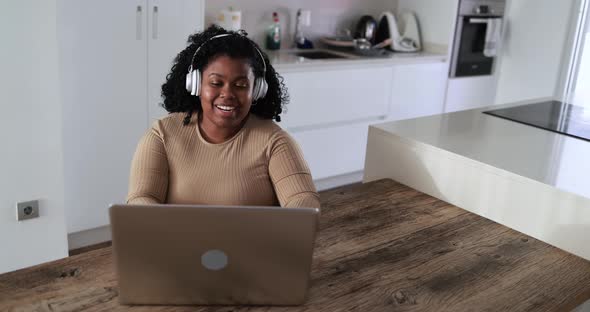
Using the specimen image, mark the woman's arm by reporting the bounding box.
[126,125,169,204]
[268,131,321,208]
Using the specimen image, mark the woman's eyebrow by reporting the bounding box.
[208,73,250,80]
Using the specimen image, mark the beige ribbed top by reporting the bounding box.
[126,112,320,208]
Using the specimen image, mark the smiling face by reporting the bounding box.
[199,55,255,141]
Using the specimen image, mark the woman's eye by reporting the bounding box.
[210,81,222,86]
[235,81,249,88]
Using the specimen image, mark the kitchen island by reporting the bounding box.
[2,179,590,311]
[364,97,590,262]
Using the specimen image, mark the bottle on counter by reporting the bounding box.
[265,12,281,50]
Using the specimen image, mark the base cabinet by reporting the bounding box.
[280,67,392,129]
[288,121,375,180]
[445,76,497,113]
[281,62,448,182]
[389,62,448,120]
[280,66,393,180]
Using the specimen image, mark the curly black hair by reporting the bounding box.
[161,25,288,125]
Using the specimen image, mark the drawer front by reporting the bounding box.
[288,121,372,180]
[390,62,447,120]
[445,76,497,113]
[280,68,392,129]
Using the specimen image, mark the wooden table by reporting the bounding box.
[2,179,590,311]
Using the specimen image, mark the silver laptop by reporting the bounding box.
[109,204,320,306]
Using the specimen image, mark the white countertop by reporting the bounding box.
[266,49,447,72]
[370,97,590,201]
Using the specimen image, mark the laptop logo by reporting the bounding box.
[201,249,228,271]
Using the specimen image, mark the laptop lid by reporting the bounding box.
[109,204,320,306]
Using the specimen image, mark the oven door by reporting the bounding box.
[452,16,500,77]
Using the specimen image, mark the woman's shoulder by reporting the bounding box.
[148,112,192,139]
[152,112,190,129]
[247,114,287,138]
[246,115,300,151]
[154,112,187,127]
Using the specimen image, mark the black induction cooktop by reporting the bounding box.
[483,100,590,142]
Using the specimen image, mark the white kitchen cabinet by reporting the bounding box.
[388,62,448,121]
[58,0,203,233]
[444,76,497,113]
[279,67,392,181]
[494,0,578,105]
[279,62,449,182]
[280,68,392,129]
[148,0,206,122]
[288,122,373,181]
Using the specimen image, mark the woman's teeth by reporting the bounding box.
[215,105,235,112]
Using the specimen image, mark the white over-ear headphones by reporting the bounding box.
[185,33,269,101]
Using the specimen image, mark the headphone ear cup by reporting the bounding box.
[186,71,193,94]
[193,70,201,96]
[253,77,268,101]
[252,78,261,101]
[186,69,200,96]
[260,78,268,99]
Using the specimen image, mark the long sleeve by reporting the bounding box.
[268,131,321,209]
[126,125,169,204]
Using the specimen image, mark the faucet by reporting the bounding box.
[294,9,314,49]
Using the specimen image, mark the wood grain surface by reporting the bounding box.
[1,179,590,311]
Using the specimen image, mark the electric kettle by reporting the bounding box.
[374,11,421,52]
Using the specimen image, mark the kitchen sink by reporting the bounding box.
[294,51,350,59]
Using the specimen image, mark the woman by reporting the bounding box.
[126,25,320,209]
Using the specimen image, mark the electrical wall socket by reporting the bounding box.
[16,200,40,221]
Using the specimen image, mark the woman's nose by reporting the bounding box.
[220,85,236,99]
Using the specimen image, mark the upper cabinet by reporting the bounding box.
[57,0,204,233]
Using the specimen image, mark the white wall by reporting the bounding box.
[397,0,459,54]
[205,0,397,49]
[572,17,590,107]
[495,0,579,104]
[0,1,68,273]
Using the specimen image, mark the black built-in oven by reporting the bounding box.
[450,0,506,77]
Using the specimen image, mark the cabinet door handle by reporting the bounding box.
[152,6,159,39]
[136,5,143,40]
